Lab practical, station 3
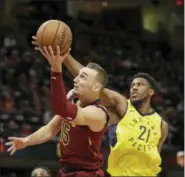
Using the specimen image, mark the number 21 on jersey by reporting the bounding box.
[138,125,151,142]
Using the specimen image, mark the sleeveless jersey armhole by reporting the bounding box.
[95,105,110,125]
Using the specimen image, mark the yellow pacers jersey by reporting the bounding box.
[108,100,162,176]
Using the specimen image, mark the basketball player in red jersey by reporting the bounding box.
[6,45,109,177]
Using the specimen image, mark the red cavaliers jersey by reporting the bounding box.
[59,97,109,170]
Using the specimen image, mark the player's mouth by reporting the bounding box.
[73,85,78,90]
[131,92,138,97]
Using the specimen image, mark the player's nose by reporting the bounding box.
[73,76,78,83]
[132,86,138,91]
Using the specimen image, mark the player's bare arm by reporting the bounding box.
[5,115,62,155]
[100,88,128,117]
[158,120,168,153]
[72,105,107,132]
[43,46,107,132]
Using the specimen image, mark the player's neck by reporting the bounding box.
[134,100,153,115]
[79,95,100,107]
[138,104,152,114]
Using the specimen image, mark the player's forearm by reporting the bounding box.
[101,88,115,104]
[25,126,54,147]
[51,72,77,120]
[64,54,84,77]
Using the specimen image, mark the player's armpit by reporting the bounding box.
[158,120,168,153]
[101,88,128,117]
[72,105,107,132]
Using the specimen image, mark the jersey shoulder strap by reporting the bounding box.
[95,105,110,124]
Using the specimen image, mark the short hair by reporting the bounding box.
[131,72,158,91]
[86,62,108,88]
[31,166,52,177]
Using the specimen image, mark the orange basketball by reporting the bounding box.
[36,20,72,55]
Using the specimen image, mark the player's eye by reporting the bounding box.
[80,75,86,79]
[138,83,144,86]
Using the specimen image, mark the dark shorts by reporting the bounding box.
[57,167,104,177]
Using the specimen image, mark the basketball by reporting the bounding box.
[36,20,72,55]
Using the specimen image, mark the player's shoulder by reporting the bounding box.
[153,111,164,121]
[85,104,107,114]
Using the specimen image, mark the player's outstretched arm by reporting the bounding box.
[100,88,128,117]
[5,115,62,155]
[158,120,168,153]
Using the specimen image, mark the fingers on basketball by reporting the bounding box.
[36,20,72,56]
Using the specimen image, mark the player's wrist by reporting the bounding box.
[51,65,62,72]
[24,137,30,147]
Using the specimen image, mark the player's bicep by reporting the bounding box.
[158,120,168,153]
[73,106,107,132]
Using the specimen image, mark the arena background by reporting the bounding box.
[0,0,184,176]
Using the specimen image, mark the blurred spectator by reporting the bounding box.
[31,166,52,177]
[176,151,184,168]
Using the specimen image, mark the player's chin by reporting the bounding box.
[73,89,79,95]
[130,97,142,104]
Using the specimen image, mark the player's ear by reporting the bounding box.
[149,89,154,96]
[94,83,101,92]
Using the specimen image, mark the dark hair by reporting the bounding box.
[86,62,108,88]
[131,72,158,91]
[31,166,52,177]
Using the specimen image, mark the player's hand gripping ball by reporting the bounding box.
[35,19,72,55]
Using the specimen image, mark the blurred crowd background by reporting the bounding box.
[0,0,184,177]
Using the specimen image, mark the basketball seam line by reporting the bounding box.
[51,21,61,50]
[61,27,68,53]
[41,21,52,50]
[60,27,67,51]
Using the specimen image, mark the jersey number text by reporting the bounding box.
[61,121,70,145]
[138,125,151,143]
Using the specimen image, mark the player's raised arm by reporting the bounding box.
[42,46,107,132]
[5,115,62,155]
[51,71,107,131]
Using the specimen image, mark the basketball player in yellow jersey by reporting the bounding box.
[105,73,168,176]
[32,39,168,176]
